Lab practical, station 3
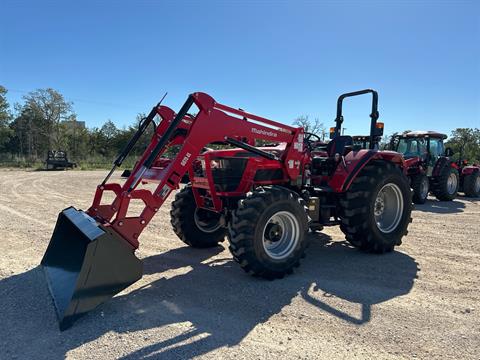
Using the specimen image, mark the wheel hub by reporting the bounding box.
[262,211,300,260]
[447,173,458,194]
[374,183,404,234]
[475,176,480,192]
[374,197,385,216]
[265,223,283,242]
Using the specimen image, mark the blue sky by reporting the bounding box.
[1,0,479,137]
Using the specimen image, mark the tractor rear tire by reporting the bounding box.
[339,160,412,253]
[228,186,308,280]
[170,186,226,248]
[411,173,429,204]
[463,172,480,197]
[431,166,459,201]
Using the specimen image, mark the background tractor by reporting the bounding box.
[455,146,480,197]
[41,89,412,329]
[391,131,459,203]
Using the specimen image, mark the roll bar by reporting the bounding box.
[333,89,380,150]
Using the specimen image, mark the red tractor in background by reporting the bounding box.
[455,146,480,198]
[41,89,413,330]
[391,131,480,203]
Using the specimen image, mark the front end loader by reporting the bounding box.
[41,90,412,330]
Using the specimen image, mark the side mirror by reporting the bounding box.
[445,147,454,157]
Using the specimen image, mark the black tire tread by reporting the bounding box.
[228,186,308,280]
[463,172,480,197]
[431,166,459,201]
[339,160,412,253]
[411,173,428,204]
[170,186,226,248]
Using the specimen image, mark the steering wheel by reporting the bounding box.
[304,132,322,151]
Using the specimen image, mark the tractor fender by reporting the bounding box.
[461,165,480,176]
[328,149,405,192]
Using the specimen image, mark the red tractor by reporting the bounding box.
[455,146,480,197]
[391,131,462,204]
[41,89,412,329]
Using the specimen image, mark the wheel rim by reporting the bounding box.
[262,211,300,260]
[374,183,404,234]
[194,208,222,233]
[475,176,480,193]
[420,177,429,199]
[447,173,458,194]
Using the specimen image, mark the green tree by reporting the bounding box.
[63,115,90,160]
[0,85,13,151]
[445,128,480,163]
[21,88,75,151]
[7,88,77,160]
[9,104,48,159]
[98,120,120,157]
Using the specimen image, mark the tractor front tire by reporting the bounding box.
[170,186,226,248]
[411,173,429,204]
[431,166,459,201]
[228,186,309,280]
[463,172,480,197]
[340,161,412,253]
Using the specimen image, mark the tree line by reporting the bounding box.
[0,85,154,167]
[0,85,478,168]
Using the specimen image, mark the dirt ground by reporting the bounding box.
[0,170,478,359]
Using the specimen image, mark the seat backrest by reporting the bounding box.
[326,135,354,157]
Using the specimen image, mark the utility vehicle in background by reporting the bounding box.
[45,150,77,170]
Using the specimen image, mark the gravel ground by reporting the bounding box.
[0,170,478,359]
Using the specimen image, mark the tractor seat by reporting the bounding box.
[326,135,354,157]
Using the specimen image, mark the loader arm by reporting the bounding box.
[89,105,192,223]
[88,92,304,249]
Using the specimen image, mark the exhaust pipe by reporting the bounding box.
[41,207,142,330]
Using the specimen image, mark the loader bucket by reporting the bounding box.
[41,207,143,330]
